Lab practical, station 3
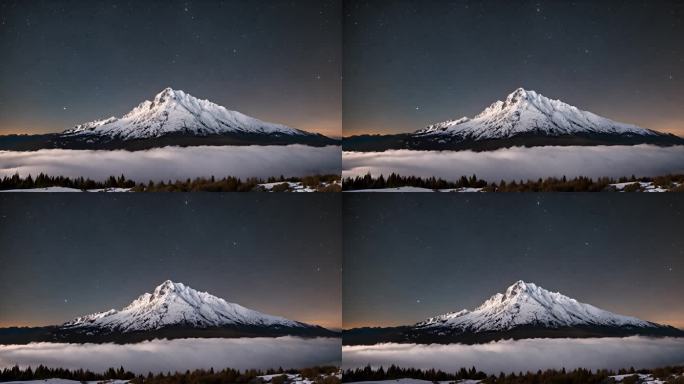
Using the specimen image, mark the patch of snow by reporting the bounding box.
[610,373,668,383]
[0,186,83,192]
[610,181,676,192]
[344,187,483,192]
[349,380,480,384]
[345,187,436,192]
[0,187,132,192]
[258,372,342,384]
[258,180,340,192]
[86,188,133,192]
[2,381,129,384]
[258,181,316,192]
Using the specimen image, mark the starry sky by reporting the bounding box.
[343,194,684,329]
[0,194,342,330]
[343,0,684,136]
[0,0,341,137]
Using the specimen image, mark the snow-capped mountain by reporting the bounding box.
[415,88,659,139]
[414,280,654,332]
[63,280,311,332]
[0,88,337,150]
[63,88,311,140]
[0,280,336,344]
[342,88,684,152]
[343,280,683,345]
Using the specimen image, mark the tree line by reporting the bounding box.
[0,173,340,192]
[342,365,684,384]
[342,173,684,192]
[0,365,340,384]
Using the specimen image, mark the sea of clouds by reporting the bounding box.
[0,337,341,374]
[0,145,341,182]
[343,145,684,182]
[342,337,684,374]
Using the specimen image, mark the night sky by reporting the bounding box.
[0,0,341,137]
[343,194,684,329]
[0,194,342,330]
[343,0,684,136]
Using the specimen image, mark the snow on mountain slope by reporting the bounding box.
[63,280,310,332]
[63,88,313,140]
[415,88,661,140]
[415,281,657,332]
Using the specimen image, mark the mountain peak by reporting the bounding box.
[152,279,184,296]
[415,88,658,139]
[153,87,180,103]
[63,88,311,139]
[63,281,311,332]
[504,280,535,298]
[506,87,531,101]
[415,280,656,332]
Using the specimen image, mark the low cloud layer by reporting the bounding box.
[342,337,684,374]
[0,145,341,182]
[343,145,684,182]
[0,337,341,374]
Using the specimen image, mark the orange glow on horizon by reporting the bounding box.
[1,313,342,331]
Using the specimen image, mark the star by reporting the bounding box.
[415,106,420,110]
[63,106,68,110]
[64,299,68,303]
[416,299,421,303]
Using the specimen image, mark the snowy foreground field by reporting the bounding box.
[349,380,481,384]
[342,145,684,182]
[2,373,342,384]
[2,380,130,384]
[0,145,341,182]
[343,181,680,192]
[0,187,132,192]
[0,181,342,192]
[345,374,681,384]
[345,187,484,193]
[342,337,684,374]
[0,337,341,374]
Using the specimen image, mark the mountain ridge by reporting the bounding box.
[63,88,312,140]
[0,280,337,344]
[343,88,684,152]
[343,280,683,345]
[0,88,338,151]
[62,280,312,332]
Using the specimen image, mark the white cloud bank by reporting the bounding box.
[0,145,341,182]
[0,337,341,374]
[343,145,684,182]
[342,337,684,374]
